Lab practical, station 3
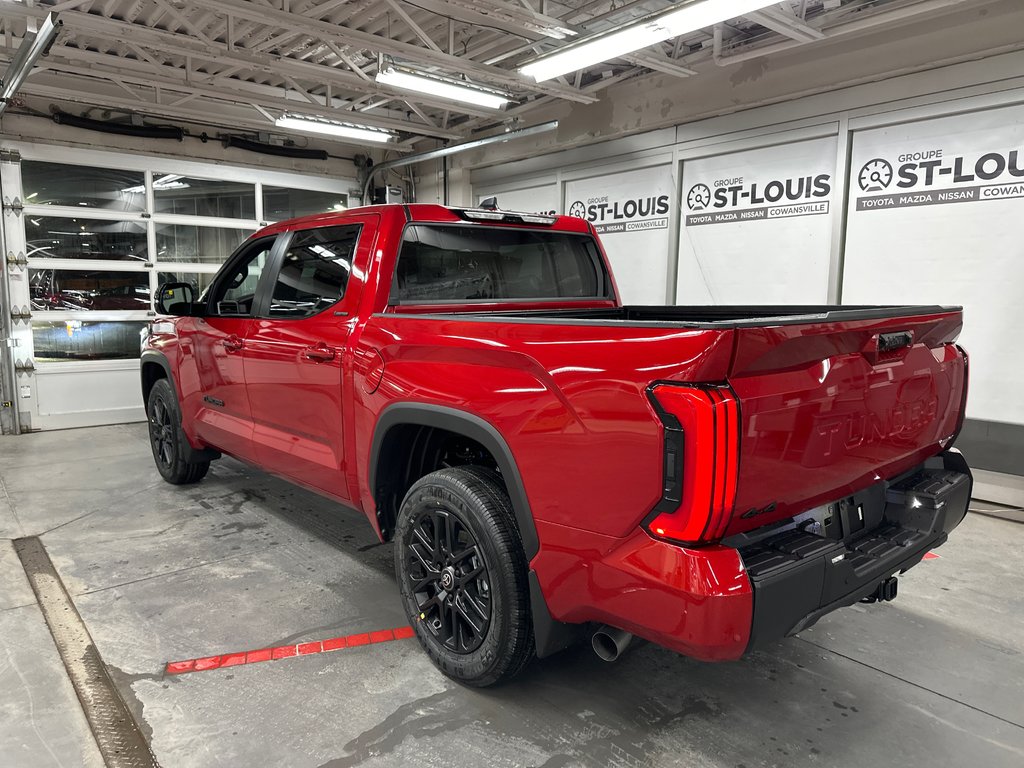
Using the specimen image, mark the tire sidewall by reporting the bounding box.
[147,378,197,483]
[395,475,521,685]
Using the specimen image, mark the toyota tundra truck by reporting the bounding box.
[142,202,971,686]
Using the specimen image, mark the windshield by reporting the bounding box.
[392,224,612,304]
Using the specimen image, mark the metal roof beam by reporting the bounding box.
[168,0,597,103]
[405,0,575,40]
[13,45,464,138]
[0,6,500,119]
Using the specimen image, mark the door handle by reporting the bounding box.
[303,343,336,362]
[222,335,244,352]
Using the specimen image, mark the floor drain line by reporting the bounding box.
[14,536,160,768]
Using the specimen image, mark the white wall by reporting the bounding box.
[843,103,1024,425]
[464,52,1024,428]
[678,136,838,304]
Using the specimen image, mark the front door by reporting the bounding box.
[187,236,278,460]
[244,221,369,498]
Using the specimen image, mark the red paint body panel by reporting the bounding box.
[725,315,966,536]
[145,203,969,664]
[532,520,752,660]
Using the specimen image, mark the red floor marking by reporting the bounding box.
[923,551,941,560]
[165,625,415,676]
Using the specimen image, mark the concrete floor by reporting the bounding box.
[1,424,1022,768]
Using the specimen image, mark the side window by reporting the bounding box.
[208,239,274,316]
[267,225,359,319]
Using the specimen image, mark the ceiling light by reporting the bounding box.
[520,0,777,82]
[376,68,509,109]
[274,115,395,143]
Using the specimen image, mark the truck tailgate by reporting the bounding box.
[725,309,966,537]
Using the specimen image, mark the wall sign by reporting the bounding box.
[677,137,837,304]
[684,171,831,226]
[854,145,1024,212]
[844,104,1024,425]
[564,165,674,304]
[566,192,670,234]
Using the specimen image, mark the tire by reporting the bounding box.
[395,466,534,687]
[146,378,210,485]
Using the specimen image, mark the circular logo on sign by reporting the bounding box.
[858,159,894,192]
[686,184,712,211]
[567,200,587,219]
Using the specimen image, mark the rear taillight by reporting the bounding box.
[644,383,740,546]
[950,344,969,443]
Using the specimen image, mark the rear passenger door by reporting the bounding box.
[243,221,369,499]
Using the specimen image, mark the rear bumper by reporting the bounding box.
[531,450,971,661]
[740,449,972,649]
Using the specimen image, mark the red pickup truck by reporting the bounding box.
[143,203,971,686]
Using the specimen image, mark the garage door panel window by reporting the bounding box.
[30,269,151,312]
[155,223,254,264]
[22,161,146,212]
[153,175,256,219]
[157,271,216,301]
[267,225,359,318]
[263,186,348,221]
[32,320,149,362]
[27,216,149,262]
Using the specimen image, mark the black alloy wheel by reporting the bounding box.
[149,394,176,470]
[146,378,210,485]
[405,507,492,653]
[395,466,534,686]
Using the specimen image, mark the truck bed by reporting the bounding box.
[376,302,967,540]
[450,304,960,328]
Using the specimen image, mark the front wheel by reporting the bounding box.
[395,466,534,687]
[146,378,209,485]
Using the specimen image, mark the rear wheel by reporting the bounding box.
[395,466,534,687]
[146,378,209,485]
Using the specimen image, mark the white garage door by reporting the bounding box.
[1,146,349,431]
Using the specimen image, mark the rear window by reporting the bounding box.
[392,224,611,304]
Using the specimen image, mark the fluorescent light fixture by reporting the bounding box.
[153,173,189,191]
[275,115,395,143]
[376,67,509,109]
[520,0,776,81]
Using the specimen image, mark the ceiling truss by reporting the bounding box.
[0,1,972,148]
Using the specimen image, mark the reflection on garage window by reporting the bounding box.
[263,186,347,221]
[32,320,149,362]
[29,269,151,312]
[153,175,256,219]
[155,223,253,264]
[22,161,145,212]
[157,271,216,300]
[26,217,148,262]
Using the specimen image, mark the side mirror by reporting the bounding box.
[156,282,200,316]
